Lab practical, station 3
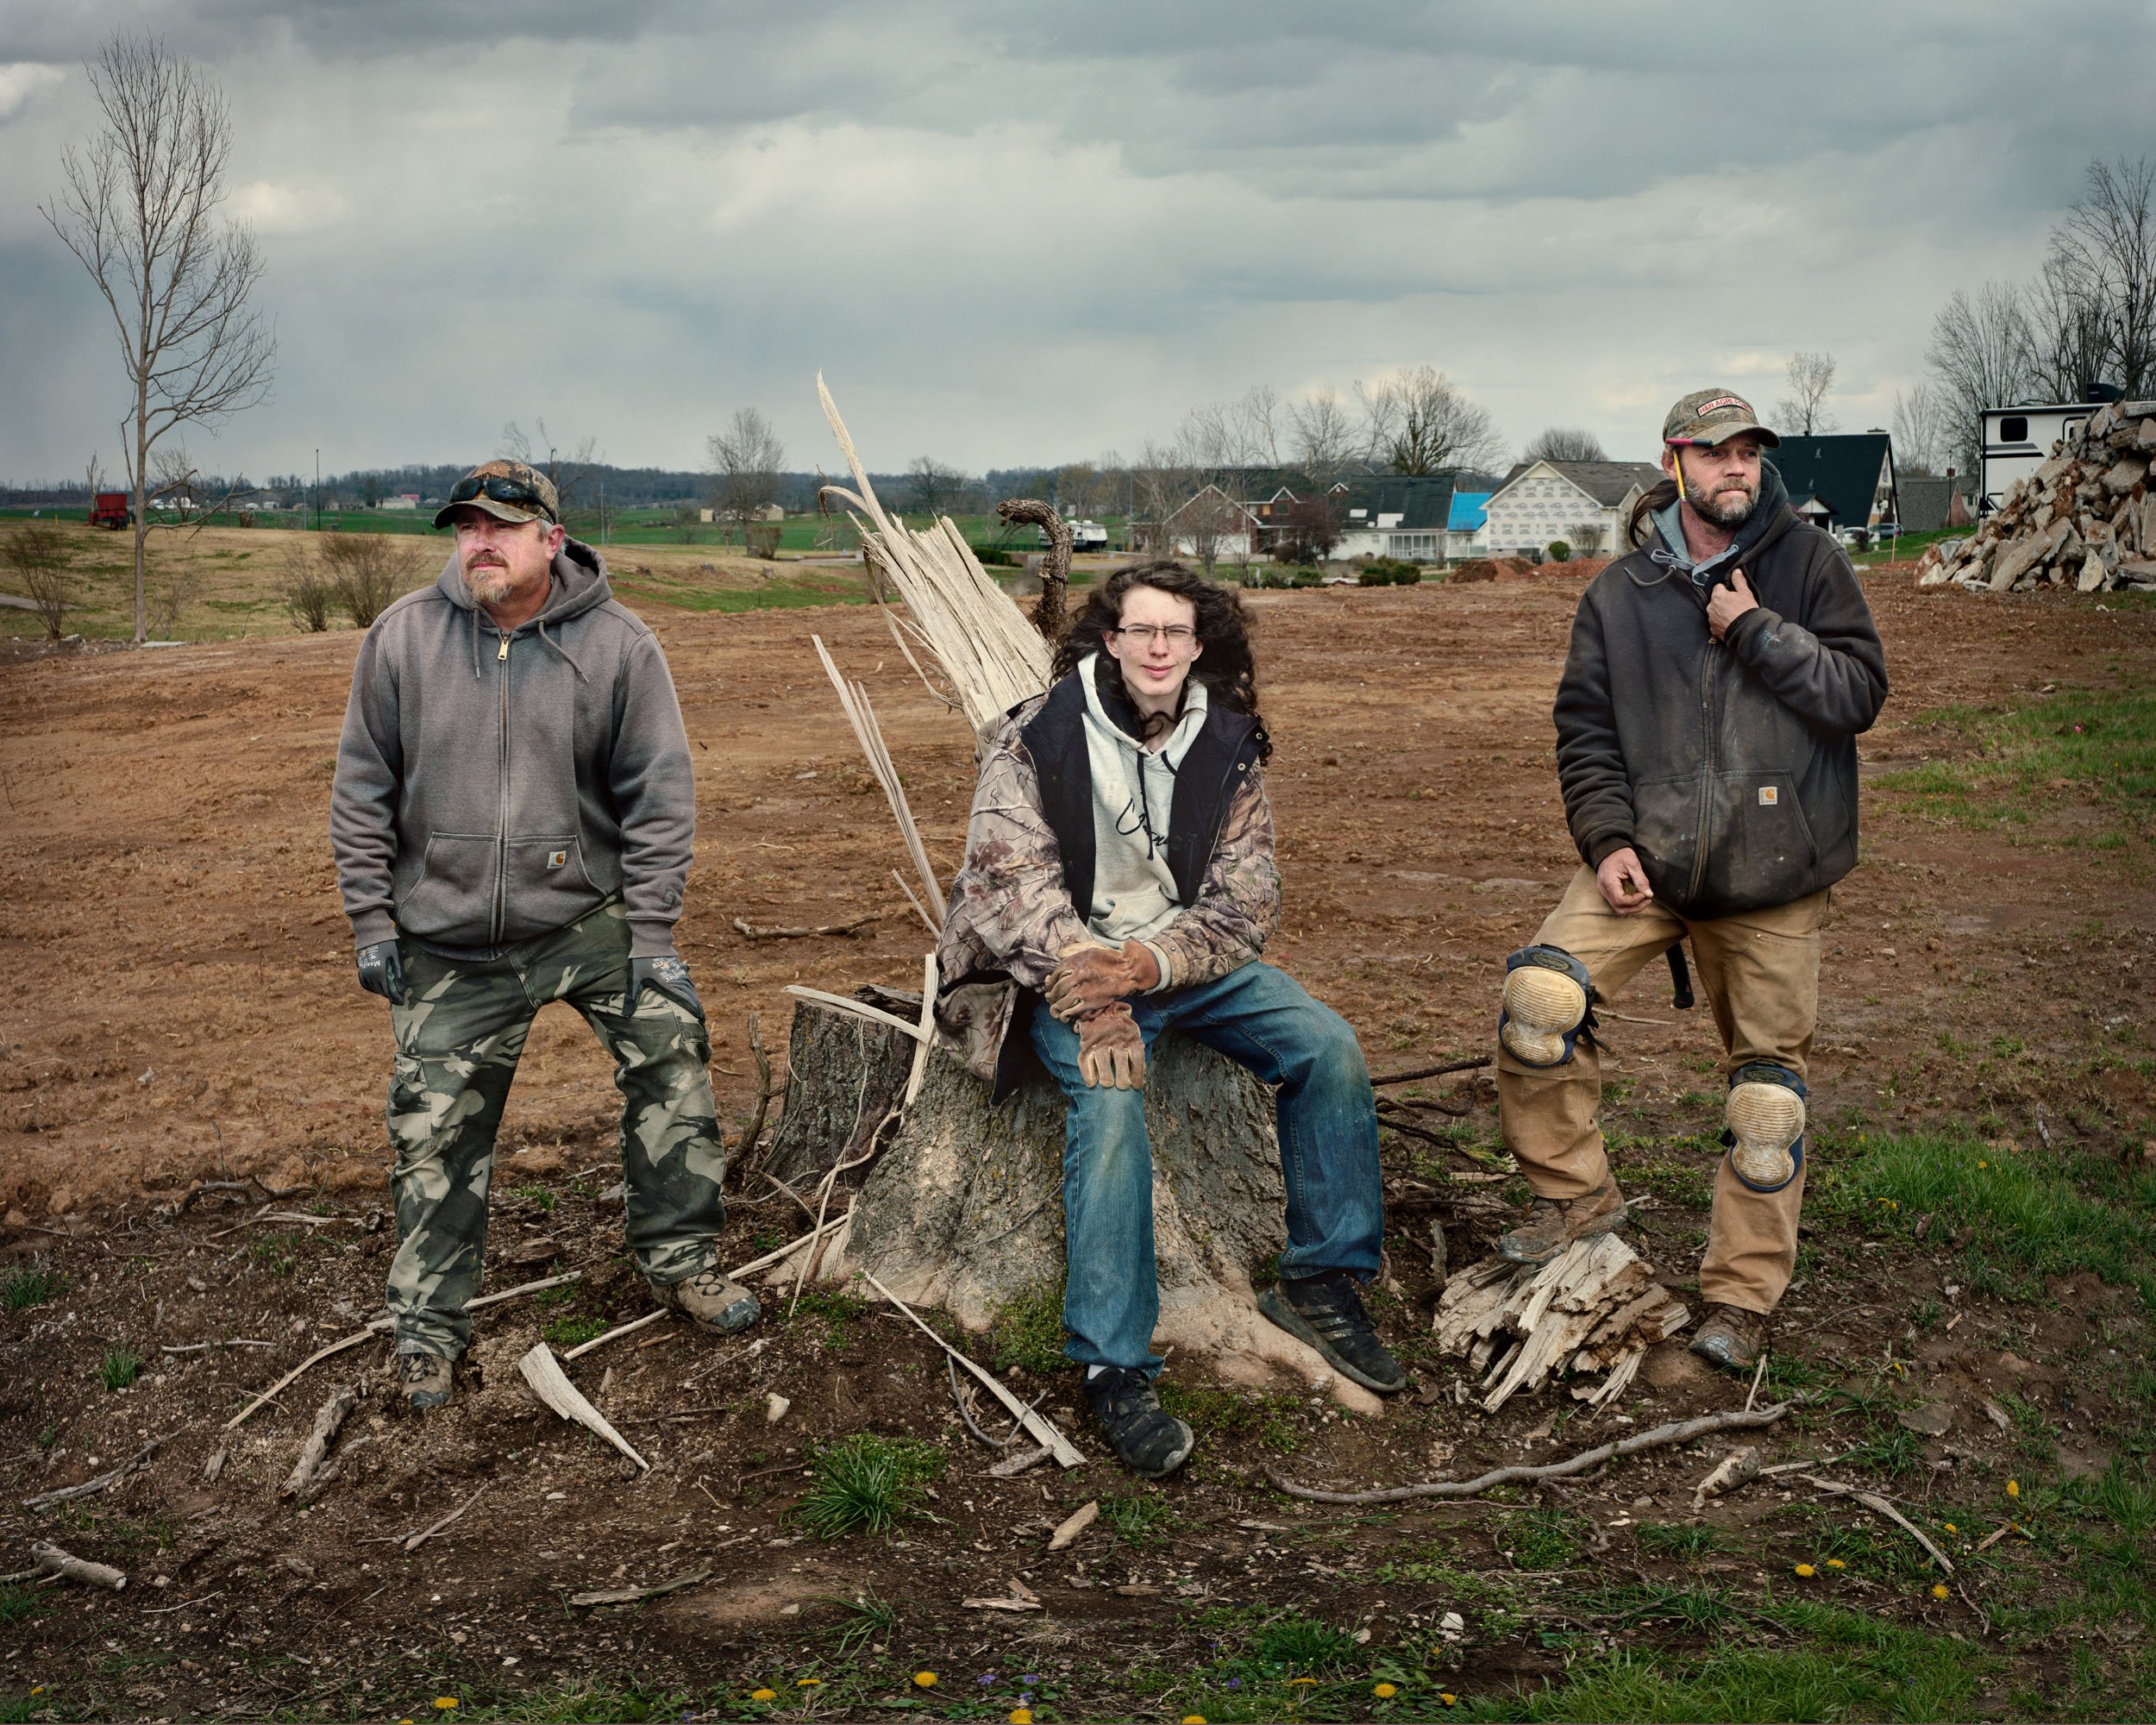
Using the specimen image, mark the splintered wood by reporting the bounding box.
[1432,1235,1687,1411]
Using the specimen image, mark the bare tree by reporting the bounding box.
[1129,438,1198,551]
[321,534,422,629]
[905,456,968,518]
[1927,281,2036,477]
[1185,386,1284,477]
[502,419,602,524]
[1522,427,1608,463]
[1288,387,1361,487]
[1354,367,1504,475]
[41,34,275,643]
[1175,486,1245,579]
[1890,383,1949,476]
[1774,352,1838,436]
[705,407,787,545]
[2,524,75,643]
[2045,155,2156,397]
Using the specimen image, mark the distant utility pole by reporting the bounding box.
[314,448,320,532]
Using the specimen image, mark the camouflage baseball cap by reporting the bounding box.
[432,458,560,529]
[1662,388,1780,448]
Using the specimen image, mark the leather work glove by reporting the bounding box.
[626,953,705,1020]
[355,939,408,1007]
[1075,1001,1146,1090]
[1046,939,1162,1022]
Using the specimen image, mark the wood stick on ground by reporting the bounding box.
[1270,1401,1803,1503]
[1805,1476,1955,1573]
[736,1010,774,1170]
[988,1442,1052,1478]
[518,1346,650,1471]
[281,1381,366,1501]
[1369,1056,1491,1088]
[223,1269,584,1432]
[1046,1499,1099,1552]
[860,1270,1084,1467]
[404,1484,490,1555]
[732,914,884,941]
[567,1567,712,1609]
[21,1433,175,1510]
[29,1540,126,1590]
[161,1339,276,1354]
[561,1309,669,1361]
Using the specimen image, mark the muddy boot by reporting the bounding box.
[1690,1303,1768,1373]
[1497,1177,1627,1267]
[1258,1270,1407,1393]
[1082,1366,1195,1480]
[649,1262,761,1335]
[398,1351,454,1412]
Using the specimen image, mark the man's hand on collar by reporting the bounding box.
[1707,569,1760,643]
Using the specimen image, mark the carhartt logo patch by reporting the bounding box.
[547,849,568,869]
[1758,786,1780,806]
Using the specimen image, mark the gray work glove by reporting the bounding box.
[355,939,408,1007]
[626,954,704,1020]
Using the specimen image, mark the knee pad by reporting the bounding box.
[1724,1063,1806,1193]
[1499,945,1593,1068]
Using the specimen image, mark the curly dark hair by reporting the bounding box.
[1050,559,1269,756]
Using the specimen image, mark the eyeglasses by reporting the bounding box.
[1112,624,1197,647]
[446,473,555,520]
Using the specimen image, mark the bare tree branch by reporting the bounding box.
[706,407,787,548]
[1522,427,1608,463]
[1354,367,1504,475]
[1774,352,1838,436]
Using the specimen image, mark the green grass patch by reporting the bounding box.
[1637,1521,1724,1559]
[248,1232,299,1276]
[542,1314,609,1350]
[823,1585,898,1656]
[1,1264,62,1311]
[787,1289,867,1350]
[0,1584,47,1627]
[449,1678,692,1721]
[987,1278,1068,1376]
[1100,1488,1178,1548]
[1507,1507,1588,1570]
[1156,1377,1304,1454]
[794,1433,945,1538]
[97,1346,141,1392]
[508,1182,556,1213]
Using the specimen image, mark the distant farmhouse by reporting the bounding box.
[1145,467,1503,566]
[1482,461,1663,559]
[379,493,419,511]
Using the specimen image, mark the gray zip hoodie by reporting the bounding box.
[330,538,695,960]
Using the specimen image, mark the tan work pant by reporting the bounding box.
[1497,866,1827,1314]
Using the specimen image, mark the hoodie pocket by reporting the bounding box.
[1629,774,1699,906]
[1701,770,1818,913]
[501,836,599,941]
[398,831,497,939]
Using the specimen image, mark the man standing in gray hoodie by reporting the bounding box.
[332,459,758,1410]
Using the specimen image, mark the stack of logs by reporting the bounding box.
[1918,398,2156,593]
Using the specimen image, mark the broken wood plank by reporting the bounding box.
[567,1566,711,1608]
[732,914,884,941]
[281,1380,366,1501]
[518,1346,650,1472]
[1047,1500,1098,1552]
[29,1540,126,1590]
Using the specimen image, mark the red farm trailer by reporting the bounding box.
[87,492,130,529]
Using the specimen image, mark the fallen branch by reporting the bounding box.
[987,1443,1052,1478]
[567,1567,711,1609]
[1369,1056,1491,1088]
[732,914,884,941]
[22,1433,175,1510]
[1805,1476,1955,1574]
[561,1310,669,1362]
[161,1339,277,1354]
[29,1540,126,1590]
[223,1269,583,1431]
[404,1483,490,1555]
[281,1380,366,1501]
[860,1270,1083,1468]
[1270,1401,1804,1503]
[735,1011,775,1170]
[519,1346,650,1471]
[782,984,930,1042]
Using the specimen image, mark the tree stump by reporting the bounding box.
[764,1007,1383,1413]
[761,989,920,1189]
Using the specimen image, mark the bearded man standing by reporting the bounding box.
[1490,391,1889,1371]
[331,460,758,1411]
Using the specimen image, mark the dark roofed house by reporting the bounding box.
[1332,474,1457,561]
[1483,459,1664,558]
[1767,434,1897,535]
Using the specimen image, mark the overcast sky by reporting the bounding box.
[2,1,2151,485]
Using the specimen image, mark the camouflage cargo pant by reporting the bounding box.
[382,900,726,1360]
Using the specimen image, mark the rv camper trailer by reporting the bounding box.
[1978,403,2096,515]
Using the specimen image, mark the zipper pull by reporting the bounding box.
[497,634,509,662]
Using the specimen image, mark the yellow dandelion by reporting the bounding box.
[1826,1559,1846,1569]
[1183,1716,1209,1724]
[1795,1563,1816,1578]
[1010,1712,1035,1725]
[913,1672,938,1689]
[1943,1522,1957,1534]
[1977,1160,1988,1169]
[1374,1682,1399,1698]
[1933,1583,1951,1600]
[797,1678,821,1687]
[1290,1676,1319,1685]
[1442,1696,1459,1708]
[2007,1479,2021,1498]
[433,1703,460,1715]
[750,1691,777,1703]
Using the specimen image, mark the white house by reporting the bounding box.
[380,493,419,511]
[1150,484,1264,564]
[1482,461,1662,559]
[1332,475,1457,561]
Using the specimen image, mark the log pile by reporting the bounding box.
[1432,1234,1689,1411]
[1917,398,2156,593]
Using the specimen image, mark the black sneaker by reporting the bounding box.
[1081,1366,1195,1479]
[1258,1270,1408,1393]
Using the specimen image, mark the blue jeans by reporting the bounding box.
[1029,960,1384,1373]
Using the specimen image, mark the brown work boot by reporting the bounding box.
[649,1262,761,1335]
[1690,1303,1769,1373]
[397,1351,454,1412]
[1497,1177,1627,1267]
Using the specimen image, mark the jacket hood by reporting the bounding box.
[433,536,612,626]
[1645,461,1795,590]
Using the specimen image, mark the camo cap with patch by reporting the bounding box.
[431,458,560,530]
[1662,388,1780,448]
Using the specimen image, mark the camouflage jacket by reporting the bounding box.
[934,670,1280,1101]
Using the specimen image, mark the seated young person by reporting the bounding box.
[934,560,1404,1477]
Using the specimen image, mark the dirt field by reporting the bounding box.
[3,568,2153,1721]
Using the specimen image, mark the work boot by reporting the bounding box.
[1258,1270,1408,1393]
[397,1351,454,1412]
[1082,1366,1195,1479]
[1690,1303,1769,1373]
[649,1262,761,1335]
[1497,1177,1627,1267]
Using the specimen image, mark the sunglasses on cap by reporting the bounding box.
[445,473,556,520]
